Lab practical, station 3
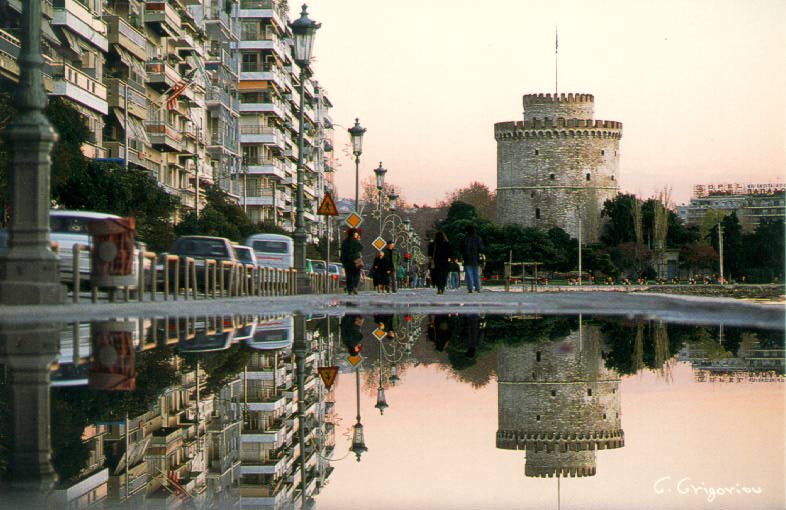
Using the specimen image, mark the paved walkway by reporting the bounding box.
[0,288,782,329]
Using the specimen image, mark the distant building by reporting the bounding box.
[682,183,785,232]
[495,93,623,243]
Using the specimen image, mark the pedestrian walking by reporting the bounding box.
[448,258,460,289]
[462,224,485,293]
[340,228,363,295]
[428,230,451,294]
[383,240,400,293]
[371,250,391,292]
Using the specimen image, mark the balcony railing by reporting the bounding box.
[240,126,281,136]
[105,15,147,60]
[51,62,107,100]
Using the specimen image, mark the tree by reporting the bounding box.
[679,242,718,276]
[175,185,258,242]
[440,182,496,220]
[740,219,784,282]
[600,194,637,246]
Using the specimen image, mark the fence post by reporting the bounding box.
[163,253,170,301]
[173,257,180,301]
[137,249,145,302]
[191,259,197,300]
[504,262,511,292]
[72,244,81,304]
[150,254,157,302]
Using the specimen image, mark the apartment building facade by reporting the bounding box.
[0,0,334,239]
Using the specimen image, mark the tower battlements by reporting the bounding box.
[494,118,623,140]
[522,92,594,105]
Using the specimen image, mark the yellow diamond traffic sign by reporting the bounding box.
[372,236,386,251]
[348,355,363,367]
[344,211,363,229]
[372,327,386,341]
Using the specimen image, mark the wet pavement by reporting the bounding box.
[0,307,783,509]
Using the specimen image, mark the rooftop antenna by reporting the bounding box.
[555,25,559,95]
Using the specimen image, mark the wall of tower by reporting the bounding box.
[495,326,624,463]
[495,94,622,243]
[522,93,595,120]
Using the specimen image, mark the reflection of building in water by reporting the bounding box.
[680,334,785,382]
[496,324,624,478]
[239,315,335,509]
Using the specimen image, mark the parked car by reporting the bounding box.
[234,245,258,269]
[328,263,345,287]
[244,233,293,269]
[170,236,238,288]
[246,316,293,350]
[306,258,327,274]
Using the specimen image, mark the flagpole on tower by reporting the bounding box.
[555,26,559,95]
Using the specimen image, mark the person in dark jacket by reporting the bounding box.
[428,230,451,294]
[341,314,364,354]
[340,228,363,294]
[462,224,485,293]
[371,250,391,292]
[383,240,400,293]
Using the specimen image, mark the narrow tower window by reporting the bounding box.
[536,351,541,362]
[536,415,541,421]
[549,173,555,180]
[534,149,539,155]
[586,173,591,181]
[535,208,541,219]
[587,388,593,396]
[611,175,615,181]
[551,390,556,397]
[601,149,605,156]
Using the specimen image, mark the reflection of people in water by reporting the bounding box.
[341,314,364,354]
[427,315,452,351]
[373,314,400,339]
[463,314,483,359]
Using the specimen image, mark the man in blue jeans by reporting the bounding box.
[461,224,485,293]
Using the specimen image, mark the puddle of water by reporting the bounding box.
[0,313,783,509]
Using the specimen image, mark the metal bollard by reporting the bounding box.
[150,253,158,302]
[72,244,82,304]
[163,253,170,301]
[137,249,146,303]
[183,258,191,301]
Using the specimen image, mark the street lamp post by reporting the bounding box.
[348,118,366,212]
[374,162,387,238]
[290,4,320,292]
[350,367,367,461]
[0,0,64,304]
[375,340,388,415]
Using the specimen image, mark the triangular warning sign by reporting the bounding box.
[318,366,339,390]
[317,192,338,216]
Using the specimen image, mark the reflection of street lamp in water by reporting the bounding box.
[350,368,368,461]
[375,340,388,414]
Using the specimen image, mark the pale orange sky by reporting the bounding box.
[317,362,785,509]
[294,0,786,206]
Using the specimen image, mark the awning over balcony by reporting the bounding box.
[42,21,60,45]
[59,29,83,57]
[113,45,146,79]
[113,108,150,146]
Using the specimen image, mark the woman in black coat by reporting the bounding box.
[428,230,451,294]
[371,250,391,292]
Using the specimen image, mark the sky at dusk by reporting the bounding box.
[292,0,786,207]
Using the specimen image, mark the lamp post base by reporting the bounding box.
[0,256,65,305]
[296,272,313,295]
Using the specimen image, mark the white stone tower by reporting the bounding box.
[496,324,624,478]
[495,93,622,243]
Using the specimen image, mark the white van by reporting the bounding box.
[245,233,293,269]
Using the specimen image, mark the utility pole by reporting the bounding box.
[194,124,200,220]
[577,208,582,286]
[718,221,724,284]
[123,84,129,170]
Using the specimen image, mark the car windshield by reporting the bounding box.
[252,240,288,253]
[174,238,229,258]
[311,261,326,272]
[50,216,92,234]
[329,264,341,274]
[235,248,255,264]
[254,329,289,342]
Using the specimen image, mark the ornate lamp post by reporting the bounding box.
[0,0,64,304]
[350,367,368,461]
[373,162,387,237]
[374,340,388,414]
[289,4,320,292]
[348,118,366,211]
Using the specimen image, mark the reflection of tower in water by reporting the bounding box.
[496,322,624,478]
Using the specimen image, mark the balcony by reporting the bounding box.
[105,15,147,61]
[245,392,287,412]
[205,86,237,112]
[106,79,147,119]
[51,63,108,114]
[240,453,287,475]
[246,159,287,180]
[240,63,289,92]
[145,60,181,90]
[204,1,234,39]
[105,141,153,171]
[144,2,182,37]
[0,29,20,82]
[244,189,288,208]
[240,126,284,148]
[239,0,287,31]
[52,0,109,52]
[145,121,183,152]
[239,100,287,120]
[239,32,289,61]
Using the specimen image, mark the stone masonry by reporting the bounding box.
[496,324,624,478]
[495,93,623,243]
